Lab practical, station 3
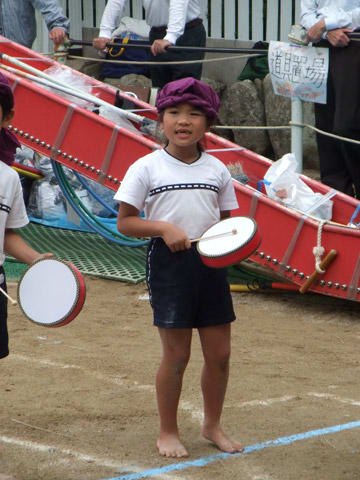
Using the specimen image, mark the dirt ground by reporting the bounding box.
[2,275,360,480]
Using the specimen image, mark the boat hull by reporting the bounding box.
[1,36,359,302]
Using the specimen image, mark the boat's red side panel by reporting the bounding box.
[7,71,158,191]
[232,181,360,301]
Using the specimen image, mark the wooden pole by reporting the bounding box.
[299,249,338,294]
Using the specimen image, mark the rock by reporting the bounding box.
[114,74,152,88]
[218,79,272,156]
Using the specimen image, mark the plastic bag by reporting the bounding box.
[43,65,94,109]
[27,179,66,220]
[263,153,333,220]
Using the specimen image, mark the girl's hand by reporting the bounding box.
[161,224,191,252]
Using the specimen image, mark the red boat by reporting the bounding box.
[1,36,359,302]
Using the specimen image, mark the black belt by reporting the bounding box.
[151,18,202,34]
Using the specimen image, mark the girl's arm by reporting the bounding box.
[117,202,191,252]
[4,229,53,265]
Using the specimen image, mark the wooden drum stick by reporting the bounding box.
[191,229,237,243]
[0,286,18,305]
[299,249,338,294]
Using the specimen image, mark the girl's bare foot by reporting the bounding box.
[202,426,243,453]
[157,433,189,458]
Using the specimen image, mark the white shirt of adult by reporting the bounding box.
[99,0,201,45]
[301,0,360,31]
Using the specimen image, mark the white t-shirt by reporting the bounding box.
[99,0,201,45]
[0,162,29,266]
[114,149,239,239]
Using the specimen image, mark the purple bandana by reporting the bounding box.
[0,72,20,165]
[155,77,220,122]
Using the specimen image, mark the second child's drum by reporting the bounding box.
[17,258,86,327]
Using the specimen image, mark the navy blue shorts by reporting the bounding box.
[146,239,235,329]
[0,266,9,359]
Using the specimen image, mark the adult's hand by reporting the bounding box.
[151,39,173,55]
[326,28,352,47]
[93,37,110,50]
[307,18,326,43]
[49,27,66,47]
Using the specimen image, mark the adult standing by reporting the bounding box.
[300,1,360,199]
[93,0,206,88]
[0,0,70,50]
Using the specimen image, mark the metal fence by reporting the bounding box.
[34,0,301,52]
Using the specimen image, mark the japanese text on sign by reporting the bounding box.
[268,41,329,104]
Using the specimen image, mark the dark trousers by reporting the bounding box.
[0,266,9,359]
[315,40,360,198]
[149,21,206,88]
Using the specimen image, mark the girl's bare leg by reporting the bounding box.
[198,323,243,453]
[156,327,192,457]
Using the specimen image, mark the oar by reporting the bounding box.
[0,52,157,135]
[0,63,155,130]
[68,38,269,55]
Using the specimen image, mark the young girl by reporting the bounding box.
[0,71,52,361]
[115,77,243,458]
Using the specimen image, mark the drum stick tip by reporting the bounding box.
[0,286,17,305]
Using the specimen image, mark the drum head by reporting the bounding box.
[197,216,257,258]
[17,258,85,327]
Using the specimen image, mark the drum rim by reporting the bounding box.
[17,258,82,327]
[196,217,258,259]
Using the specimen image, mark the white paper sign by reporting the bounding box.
[268,41,329,104]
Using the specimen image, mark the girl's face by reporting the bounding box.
[160,102,209,156]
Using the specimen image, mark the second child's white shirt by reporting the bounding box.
[114,149,239,240]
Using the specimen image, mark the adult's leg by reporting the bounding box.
[149,23,206,88]
[156,327,192,457]
[198,323,243,453]
[331,43,360,199]
[170,23,206,81]
[149,28,173,88]
[314,45,355,196]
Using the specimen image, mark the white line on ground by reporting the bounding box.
[0,435,189,480]
[11,354,154,391]
[308,392,360,407]
[0,434,136,470]
[234,395,297,408]
[180,401,203,424]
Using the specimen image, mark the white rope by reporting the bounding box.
[66,52,261,65]
[214,122,360,147]
[290,121,360,146]
[213,125,291,130]
[313,220,326,274]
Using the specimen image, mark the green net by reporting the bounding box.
[5,222,147,283]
